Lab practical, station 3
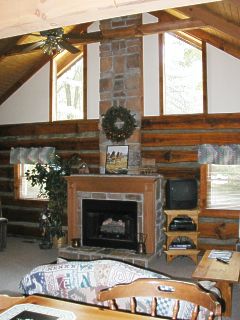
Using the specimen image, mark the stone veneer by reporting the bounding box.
[99,14,143,174]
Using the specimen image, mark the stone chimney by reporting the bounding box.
[99,15,143,174]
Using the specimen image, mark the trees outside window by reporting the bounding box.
[56,56,84,120]
[163,33,203,115]
[15,164,46,200]
[206,164,240,210]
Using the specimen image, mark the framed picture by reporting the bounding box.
[105,145,129,174]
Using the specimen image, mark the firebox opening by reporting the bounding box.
[82,199,138,250]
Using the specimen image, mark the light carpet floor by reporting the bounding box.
[0,236,239,319]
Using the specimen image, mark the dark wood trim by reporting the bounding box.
[142,113,240,130]
[202,41,208,114]
[6,18,206,57]
[176,5,240,40]
[49,58,54,122]
[83,45,88,120]
[159,33,164,116]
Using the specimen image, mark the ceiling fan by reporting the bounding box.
[23,27,81,55]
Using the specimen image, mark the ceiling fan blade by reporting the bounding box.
[19,41,45,53]
[59,39,80,54]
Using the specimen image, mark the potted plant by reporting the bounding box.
[25,153,83,248]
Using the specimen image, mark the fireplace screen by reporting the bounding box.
[82,199,138,250]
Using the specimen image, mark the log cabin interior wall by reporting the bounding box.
[0,7,240,251]
[0,113,239,250]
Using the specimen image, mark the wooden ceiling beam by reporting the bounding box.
[3,18,206,57]
[225,0,240,7]
[174,5,240,40]
[187,29,240,59]
[0,0,220,39]
[153,10,240,59]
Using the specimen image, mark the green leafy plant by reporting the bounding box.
[25,154,82,239]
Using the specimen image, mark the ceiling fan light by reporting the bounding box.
[41,38,63,55]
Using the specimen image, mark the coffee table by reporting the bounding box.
[192,250,240,317]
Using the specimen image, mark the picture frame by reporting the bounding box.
[105,145,129,174]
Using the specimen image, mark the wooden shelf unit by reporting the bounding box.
[164,209,200,264]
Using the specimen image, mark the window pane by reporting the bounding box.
[19,164,45,200]
[163,33,203,115]
[56,57,83,120]
[207,164,240,210]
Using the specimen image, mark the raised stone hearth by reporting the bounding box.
[59,174,165,266]
[59,246,156,268]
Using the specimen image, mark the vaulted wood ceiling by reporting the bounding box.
[0,0,239,106]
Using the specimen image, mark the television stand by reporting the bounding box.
[164,209,200,264]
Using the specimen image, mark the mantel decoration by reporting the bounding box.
[102,105,137,142]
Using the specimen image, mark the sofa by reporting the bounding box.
[19,258,220,319]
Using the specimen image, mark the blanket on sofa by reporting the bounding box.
[19,259,219,319]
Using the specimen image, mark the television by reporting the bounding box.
[165,179,198,210]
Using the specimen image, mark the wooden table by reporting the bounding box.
[192,250,240,317]
[0,295,160,320]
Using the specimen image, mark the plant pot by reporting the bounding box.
[52,233,67,248]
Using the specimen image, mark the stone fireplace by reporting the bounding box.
[58,16,165,267]
[59,174,165,266]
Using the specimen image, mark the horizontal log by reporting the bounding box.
[0,180,13,193]
[0,120,99,137]
[7,224,41,238]
[0,167,13,179]
[157,166,199,179]
[199,222,238,239]
[142,150,197,163]
[200,209,240,219]
[142,113,240,130]
[142,132,240,147]
[0,137,99,151]
[3,208,41,222]
[58,151,100,165]
[1,196,46,208]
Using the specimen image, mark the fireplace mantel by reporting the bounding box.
[65,174,163,254]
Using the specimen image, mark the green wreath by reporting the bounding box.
[102,106,136,142]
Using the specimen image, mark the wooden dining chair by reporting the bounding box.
[97,278,222,320]
[0,294,25,311]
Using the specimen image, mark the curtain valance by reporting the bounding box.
[10,147,55,164]
[198,144,240,165]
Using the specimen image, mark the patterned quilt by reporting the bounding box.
[19,259,219,319]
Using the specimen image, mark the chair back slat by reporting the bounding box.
[98,278,222,319]
[172,300,179,319]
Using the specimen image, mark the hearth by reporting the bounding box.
[64,175,165,255]
[82,199,137,250]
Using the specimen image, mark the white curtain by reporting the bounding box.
[10,147,55,164]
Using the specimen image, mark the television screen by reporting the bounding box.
[165,179,198,209]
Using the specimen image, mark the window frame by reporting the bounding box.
[14,164,48,202]
[200,164,239,218]
[159,32,207,117]
[50,45,87,122]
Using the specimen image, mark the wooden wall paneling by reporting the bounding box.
[142,149,198,163]
[142,113,240,130]
[0,119,99,137]
[0,119,100,238]
[199,218,239,239]
[202,41,208,114]
[142,131,240,146]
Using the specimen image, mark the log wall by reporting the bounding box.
[142,113,240,250]
[0,120,99,237]
[0,113,239,250]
